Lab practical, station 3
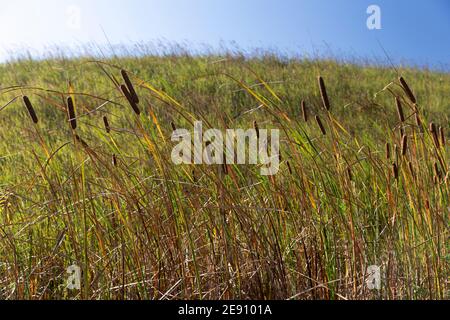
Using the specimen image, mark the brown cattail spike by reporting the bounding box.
[392,163,399,180]
[386,142,391,160]
[121,70,139,104]
[401,135,408,156]
[253,121,260,139]
[171,122,177,132]
[121,84,141,115]
[23,96,38,124]
[103,116,111,133]
[112,154,118,167]
[399,76,417,104]
[67,97,77,130]
[429,122,440,147]
[301,100,308,122]
[318,76,331,111]
[396,98,405,122]
[286,161,293,175]
[315,115,327,135]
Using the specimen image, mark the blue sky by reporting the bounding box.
[0,0,449,69]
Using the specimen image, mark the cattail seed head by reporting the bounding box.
[253,121,260,139]
[386,142,391,160]
[301,100,308,122]
[171,122,177,132]
[396,97,405,122]
[429,122,440,147]
[121,69,139,104]
[318,76,331,111]
[347,167,353,181]
[23,96,38,124]
[103,116,111,133]
[121,84,141,115]
[67,97,77,130]
[392,163,399,180]
[286,161,293,175]
[315,115,327,135]
[401,135,408,156]
[112,154,118,167]
[399,76,417,104]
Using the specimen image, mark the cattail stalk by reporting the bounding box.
[23,96,38,124]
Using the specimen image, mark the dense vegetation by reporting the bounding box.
[0,54,448,299]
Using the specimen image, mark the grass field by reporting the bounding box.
[0,54,448,300]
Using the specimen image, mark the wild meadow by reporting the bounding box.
[0,53,448,299]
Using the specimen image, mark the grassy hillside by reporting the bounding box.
[0,55,448,299]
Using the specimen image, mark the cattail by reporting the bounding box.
[22,96,38,124]
[401,135,408,156]
[392,163,399,180]
[103,116,111,133]
[399,76,417,104]
[315,115,326,135]
[253,121,260,139]
[121,69,139,104]
[301,100,308,122]
[429,122,440,147]
[192,169,197,183]
[67,97,77,130]
[386,142,391,160]
[171,122,177,131]
[121,84,141,115]
[347,167,353,181]
[286,161,293,175]
[396,98,405,122]
[112,154,118,167]
[318,76,331,111]
[439,126,446,146]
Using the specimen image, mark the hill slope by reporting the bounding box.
[0,55,448,299]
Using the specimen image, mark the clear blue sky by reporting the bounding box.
[0,0,449,69]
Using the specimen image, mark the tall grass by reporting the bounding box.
[0,54,448,300]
